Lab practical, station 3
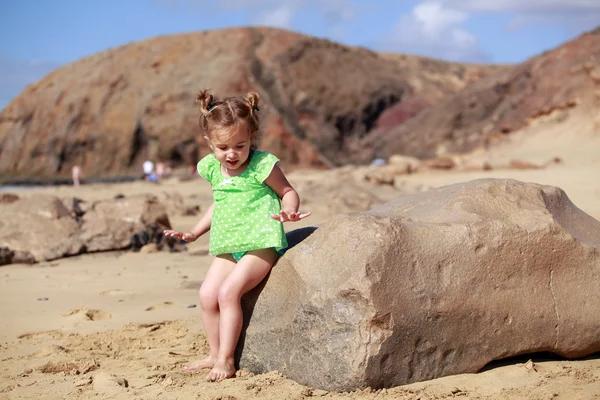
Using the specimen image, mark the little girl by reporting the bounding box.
[164,89,311,382]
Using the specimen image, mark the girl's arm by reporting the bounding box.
[164,202,214,242]
[264,165,311,222]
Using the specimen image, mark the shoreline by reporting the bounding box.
[0,175,143,189]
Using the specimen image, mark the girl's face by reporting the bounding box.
[207,123,255,172]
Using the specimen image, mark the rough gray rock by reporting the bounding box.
[78,194,171,253]
[0,246,15,266]
[0,193,174,263]
[0,194,81,262]
[0,246,35,266]
[238,178,600,391]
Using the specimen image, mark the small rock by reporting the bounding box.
[508,159,541,170]
[75,376,93,387]
[140,243,159,254]
[523,359,537,372]
[182,205,201,216]
[93,371,129,394]
[421,156,456,170]
[37,297,49,301]
[0,193,20,204]
[162,376,174,386]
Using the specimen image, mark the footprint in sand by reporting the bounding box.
[99,289,123,296]
[62,306,112,321]
[30,344,71,358]
[145,301,174,311]
[180,280,202,290]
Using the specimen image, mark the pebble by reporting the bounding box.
[37,297,49,301]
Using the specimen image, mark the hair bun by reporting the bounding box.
[196,89,214,116]
[245,92,260,112]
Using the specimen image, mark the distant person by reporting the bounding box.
[163,89,311,382]
[188,163,198,176]
[71,165,83,186]
[156,161,167,180]
[142,160,154,177]
[142,160,158,182]
[371,158,386,166]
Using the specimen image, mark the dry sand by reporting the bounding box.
[2,122,600,399]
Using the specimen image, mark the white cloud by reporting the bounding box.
[254,6,294,28]
[320,0,355,24]
[441,0,600,13]
[444,0,600,34]
[228,0,357,34]
[154,0,357,37]
[384,1,489,62]
[411,2,469,38]
[380,0,600,62]
[507,13,600,34]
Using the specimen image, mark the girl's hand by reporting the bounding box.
[163,230,198,242]
[271,210,311,223]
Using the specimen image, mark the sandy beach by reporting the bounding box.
[2,127,600,399]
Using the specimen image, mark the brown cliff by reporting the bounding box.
[362,27,600,161]
[0,27,503,183]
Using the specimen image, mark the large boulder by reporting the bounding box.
[0,194,81,262]
[238,178,600,391]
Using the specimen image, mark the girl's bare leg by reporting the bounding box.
[206,248,279,382]
[184,255,236,371]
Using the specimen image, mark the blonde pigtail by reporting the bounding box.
[245,92,261,113]
[196,89,215,118]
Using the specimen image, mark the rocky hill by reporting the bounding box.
[0,27,503,183]
[361,27,600,161]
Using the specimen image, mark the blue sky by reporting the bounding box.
[1,0,599,109]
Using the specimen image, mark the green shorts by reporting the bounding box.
[231,248,286,262]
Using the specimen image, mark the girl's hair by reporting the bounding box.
[196,89,261,145]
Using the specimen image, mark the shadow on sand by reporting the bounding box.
[480,350,600,372]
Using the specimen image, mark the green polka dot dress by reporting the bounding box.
[197,150,288,257]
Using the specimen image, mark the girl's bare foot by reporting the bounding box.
[206,359,236,382]
[183,357,215,371]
